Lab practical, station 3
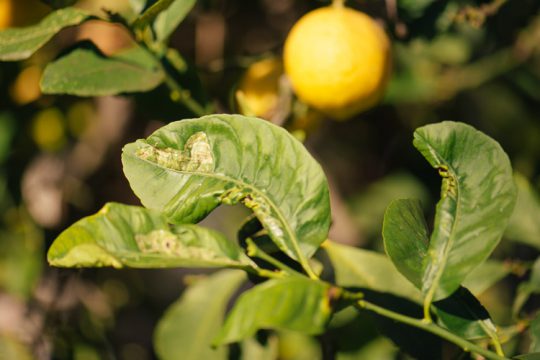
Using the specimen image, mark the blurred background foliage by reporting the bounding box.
[0,0,540,359]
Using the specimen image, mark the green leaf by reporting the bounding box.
[506,173,540,250]
[0,8,90,61]
[324,241,498,341]
[383,202,509,296]
[47,202,253,269]
[154,0,196,41]
[413,121,516,301]
[121,114,331,271]
[154,270,246,360]
[214,277,333,345]
[323,241,421,303]
[433,287,498,340]
[461,260,509,296]
[40,44,164,96]
[382,199,428,289]
[530,314,540,353]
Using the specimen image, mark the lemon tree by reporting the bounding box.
[0,1,536,360]
[284,1,391,120]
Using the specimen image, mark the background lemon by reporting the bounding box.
[0,0,12,29]
[283,4,391,120]
[236,57,283,118]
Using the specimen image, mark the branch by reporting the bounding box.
[355,300,510,360]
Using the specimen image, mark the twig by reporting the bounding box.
[246,238,304,277]
[355,300,510,360]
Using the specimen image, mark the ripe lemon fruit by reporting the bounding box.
[0,0,13,29]
[284,3,391,120]
[236,57,283,118]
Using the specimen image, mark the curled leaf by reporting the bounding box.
[122,114,331,273]
[47,202,253,269]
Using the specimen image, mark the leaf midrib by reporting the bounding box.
[419,134,463,300]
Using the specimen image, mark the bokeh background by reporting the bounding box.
[1,0,540,359]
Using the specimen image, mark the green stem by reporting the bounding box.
[332,0,345,8]
[132,0,174,29]
[491,337,505,357]
[123,20,210,116]
[355,300,510,360]
[423,295,434,323]
[164,75,209,116]
[243,266,284,279]
[246,238,305,277]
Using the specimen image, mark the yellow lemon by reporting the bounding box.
[284,4,391,120]
[0,0,13,29]
[1,0,49,28]
[236,57,282,118]
[10,65,42,105]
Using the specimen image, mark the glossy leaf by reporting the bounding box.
[383,202,509,298]
[41,44,164,96]
[0,8,90,61]
[433,287,497,340]
[323,241,421,302]
[461,260,509,295]
[214,277,333,345]
[413,121,516,301]
[382,199,428,289]
[324,241,498,340]
[122,114,331,268]
[506,173,540,250]
[154,0,196,41]
[47,202,253,269]
[154,270,246,360]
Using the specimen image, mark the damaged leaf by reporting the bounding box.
[122,114,331,273]
[47,202,254,269]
